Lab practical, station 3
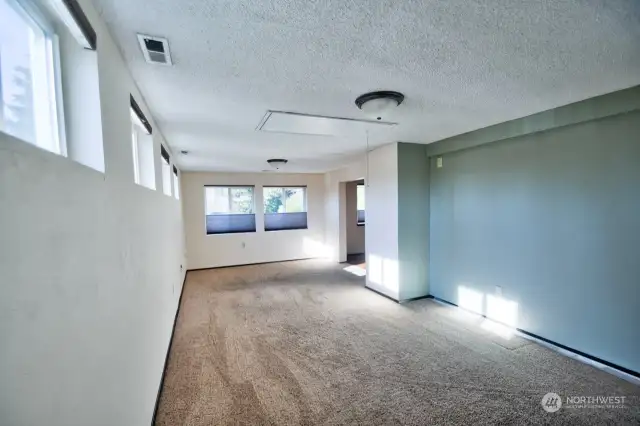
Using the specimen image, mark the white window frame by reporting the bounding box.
[1,0,67,155]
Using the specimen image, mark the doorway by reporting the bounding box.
[345,179,366,273]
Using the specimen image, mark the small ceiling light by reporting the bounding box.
[355,91,404,120]
[267,159,288,170]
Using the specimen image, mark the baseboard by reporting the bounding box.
[151,272,188,426]
[429,295,640,381]
[187,257,318,272]
[399,295,431,303]
[365,285,400,303]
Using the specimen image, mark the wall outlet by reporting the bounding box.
[495,286,503,297]
[437,157,443,168]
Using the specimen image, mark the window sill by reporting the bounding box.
[265,227,309,232]
[206,230,257,235]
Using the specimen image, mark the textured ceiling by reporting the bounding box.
[93,0,640,172]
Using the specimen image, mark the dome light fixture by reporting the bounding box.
[355,91,404,120]
[267,158,288,170]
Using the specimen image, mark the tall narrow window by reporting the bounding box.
[161,145,171,196]
[205,186,255,234]
[0,0,65,154]
[131,122,140,183]
[173,165,180,200]
[130,95,155,189]
[264,187,307,231]
[357,184,365,225]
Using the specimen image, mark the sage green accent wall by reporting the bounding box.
[427,85,640,157]
[429,109,640,373]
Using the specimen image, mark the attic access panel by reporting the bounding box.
[257,111,397,137]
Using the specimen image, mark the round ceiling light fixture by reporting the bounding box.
[355,91,404,120]
[267,158,288,170]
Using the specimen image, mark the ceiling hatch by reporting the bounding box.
[257,111,397,137]
[137,34,173,65]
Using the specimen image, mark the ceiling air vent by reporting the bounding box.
[137,34,172,65]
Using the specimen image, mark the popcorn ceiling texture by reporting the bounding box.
[93,0,640,172]
[154,260,640,425]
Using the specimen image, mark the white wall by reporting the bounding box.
[346,181,365,255]
[183,172,325,269]
[365,143,400,299]
[324,159,366,262]
[0,0,185,424]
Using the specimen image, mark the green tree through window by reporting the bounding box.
[264,187,305,213]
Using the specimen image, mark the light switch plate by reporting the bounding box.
[437,157,443,168]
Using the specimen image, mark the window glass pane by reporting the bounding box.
[357,185,365,210]
[206,187,229,214]
[0,0,60,153]
[130,107,155,189]
[230,187,254,213]
[173,173,180,199]
[285,188,305,213]
[263,187,283,213]
[206,187,254,215]
[131,124,140,184]
[162,162,171,196]
[264,187,307,213]
[0,0,39,144]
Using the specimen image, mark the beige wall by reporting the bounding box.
[182,172,325,269]
[346,181,365,254]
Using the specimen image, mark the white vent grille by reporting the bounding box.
[137,34,172,66]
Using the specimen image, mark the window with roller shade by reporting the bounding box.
[357,184,365,225]
[205,186,255,234]
[263,187,307,231]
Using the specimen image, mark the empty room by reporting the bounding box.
[1,0,639,425]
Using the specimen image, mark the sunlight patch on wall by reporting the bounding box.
[457,286,484,314]
[455,285,520,340]
[303,237,333,258]
[368,254,399,293]
[486,294,519,327]
[369,254,383,284]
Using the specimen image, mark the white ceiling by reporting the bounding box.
[93,0,640,173]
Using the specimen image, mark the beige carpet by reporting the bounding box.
[155,259,640,425]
